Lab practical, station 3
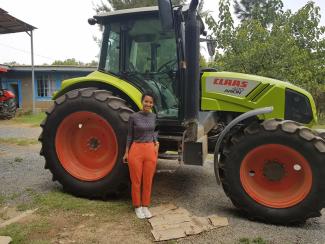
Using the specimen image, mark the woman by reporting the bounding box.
[123,91,159,219]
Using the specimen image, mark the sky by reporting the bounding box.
[0,0,324,65]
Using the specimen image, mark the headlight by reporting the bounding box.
[285,88,313,124]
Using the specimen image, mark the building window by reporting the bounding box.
[36,74,56,98]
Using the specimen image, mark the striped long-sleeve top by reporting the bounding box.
[126,111,158,149]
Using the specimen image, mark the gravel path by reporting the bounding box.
[0,123,41,139]
[0,122,324,243]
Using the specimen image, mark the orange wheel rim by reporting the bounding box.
[240,144,312,208]
[55,111,118,181]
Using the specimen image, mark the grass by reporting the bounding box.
[17,189,130,217]
[0,194,5,206]
[0,137,38,146]
[12,111,46,127]
[14,157,23,163]
[0,219,50,244]
[238,237,268,244]
[8,192,21,201]
[1,189,146,244]
[0,192,26,207]
[37,191,130,215]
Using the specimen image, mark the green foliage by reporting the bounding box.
[19,190,129,215]
[0,220,50,244]
[200,54,208,67]
[14,157,23,163]
[3,61,20,65]
[209,0,325,114]
[238,237,268,244]
[52,58,81,65]
[13,112,46,127]
[0,189,148,243]
[52,58,98,67]
[0,138,38,146]
[0,194,5,206]
[234,0,283,27]
[204,0,234,51]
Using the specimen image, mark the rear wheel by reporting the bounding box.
[39,88,134,197]
[0,98,17,119]
[319,132,325,140]
[218,119,325,224]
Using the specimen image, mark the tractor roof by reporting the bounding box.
[93,5,190,23]
[94,6,159,23]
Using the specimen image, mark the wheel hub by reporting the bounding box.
[88,137,101,151]
[263,160,285,181]
[240,144,313,208]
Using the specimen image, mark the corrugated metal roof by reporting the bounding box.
[8,65,96,72]
[0,8,36,34]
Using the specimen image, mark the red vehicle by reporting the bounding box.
[0,89,17,119]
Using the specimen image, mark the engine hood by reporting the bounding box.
[201,71,318,126]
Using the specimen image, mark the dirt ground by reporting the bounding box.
[0,121,325,244]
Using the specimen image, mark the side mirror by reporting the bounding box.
[88,18,97,25]
[207,39,217,57]
[158,0,174,31]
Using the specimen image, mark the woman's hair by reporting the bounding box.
[141,91,155,103]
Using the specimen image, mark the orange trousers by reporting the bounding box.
[128,142,157,207]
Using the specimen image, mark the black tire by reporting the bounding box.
[218,119,325,224]
[39,88,134,198]
[319,132,325,140]
[0,98,17,120]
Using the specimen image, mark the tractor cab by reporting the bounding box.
[99,12,179,119]
[91,2,205,127]
[95,7,181,120]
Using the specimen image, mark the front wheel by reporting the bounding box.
[39,88,134,197]
[318,131,325,140]
[218,119,325,224]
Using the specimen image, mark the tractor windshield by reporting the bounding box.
[99,18,179,119]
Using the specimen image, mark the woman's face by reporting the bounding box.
[142,95,154,112]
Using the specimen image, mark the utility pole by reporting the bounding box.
[27,30,35,114]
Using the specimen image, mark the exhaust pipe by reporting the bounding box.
[184,0,200,141]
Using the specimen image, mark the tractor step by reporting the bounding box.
[158,153,180,160]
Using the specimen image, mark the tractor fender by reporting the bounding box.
[53,72,143,111]
[214,106,274,184]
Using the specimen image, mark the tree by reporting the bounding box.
[51,59,98,67]
[211,0,325,116]
[52,58,82,66]
[4,61,20,66]
[203,0,234,55]
[234,0,283,27]
[86,60,99,67]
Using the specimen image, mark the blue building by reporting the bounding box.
[0,65,96,112]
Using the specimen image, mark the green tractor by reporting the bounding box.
[39,0,325,224]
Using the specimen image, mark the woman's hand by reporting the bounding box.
[123,152,128,164]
